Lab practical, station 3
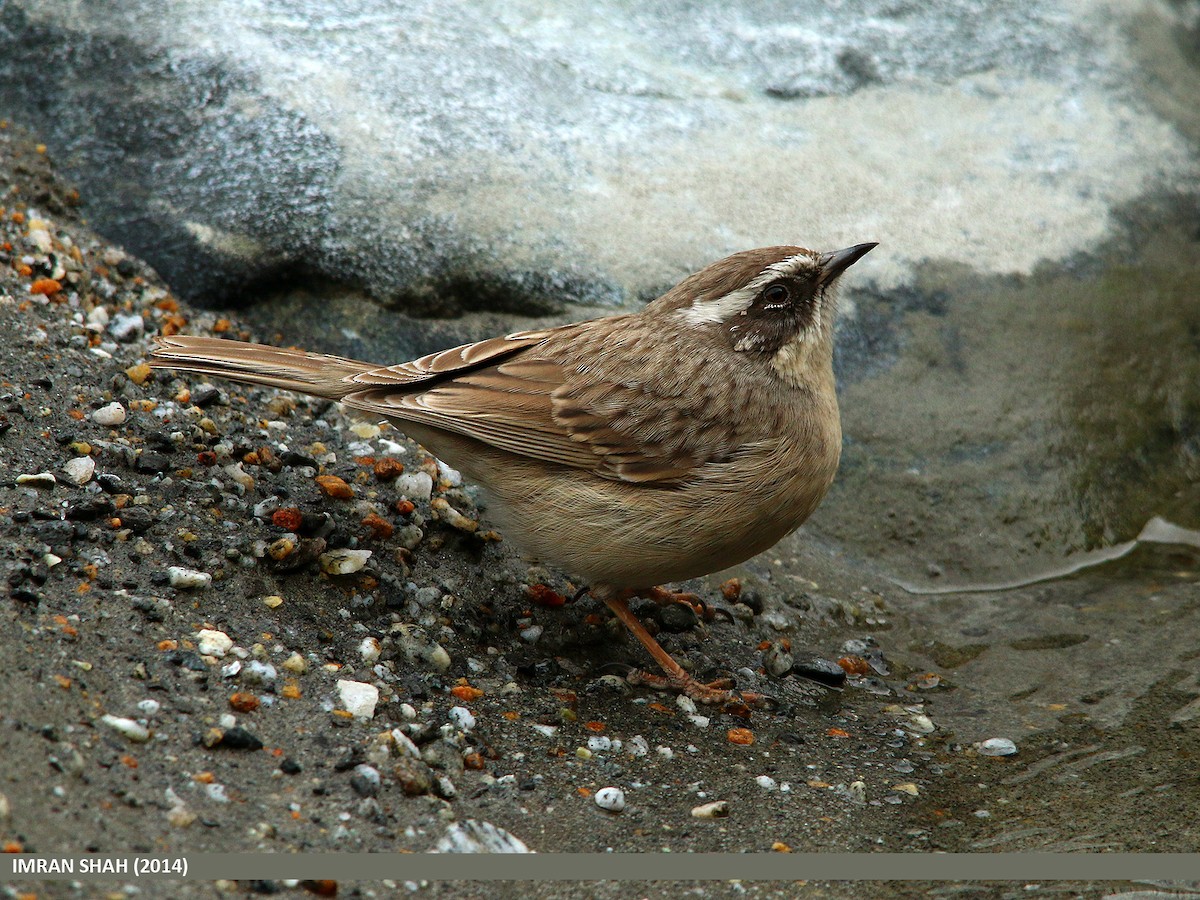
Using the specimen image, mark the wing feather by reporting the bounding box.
[341,318,770,486]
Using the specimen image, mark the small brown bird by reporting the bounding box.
[150,243,875,705]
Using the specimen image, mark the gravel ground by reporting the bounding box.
[0,125,1192,900]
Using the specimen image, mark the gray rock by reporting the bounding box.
[0,0,1192,320]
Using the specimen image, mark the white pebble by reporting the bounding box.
[100,714,150,743]
[168,566,212,590]
[977,737,1018,757]
[27,227,53,253]
[587,736,612,753]
[136,699,161,716]
[16,472,56,488]
[907,714,936,734]
[848,780,867,804]
[435,459,462,486]
[691,800,729,818]
[108,313,144,342]
[393,471,433,501]
[594,787,626,813]
[86,306,110,330]
[519,625,543,643]
[242,660,277,685]
[448,706,476,732]
[428,644,451,672]
[687,714,711,729]
[390,728,421,759]
[318,548,372,575]
[337,679,379,718]
[350,421,382,439]
[436,775,457,799]
[91,402,127,426]
[755,775,779,791]
[626,735,649,757]
[656,745,674,760]
[196,628,233,657]
[62,456,96,485]
[359,637,381,663]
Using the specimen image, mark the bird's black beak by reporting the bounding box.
[818,242,878,282]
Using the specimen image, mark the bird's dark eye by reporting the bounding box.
[762,283,790,306]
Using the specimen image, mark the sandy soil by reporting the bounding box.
[1,124,1196,900]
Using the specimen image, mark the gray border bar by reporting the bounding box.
[7,854,1200,881]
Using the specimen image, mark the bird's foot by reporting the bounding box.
[600,591,771,710]
[626,668,770,708]
[645,585,715,621]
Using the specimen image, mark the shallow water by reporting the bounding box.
[803,197,1200,740]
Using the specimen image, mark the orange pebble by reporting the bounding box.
[315,474,353,499]
[373,457,405,480]
[837,656,871,676]
[361,512,393,540]
[526,584,566,608]
[451,685,484,702]
[30,277,61,295]
[727,727,755,745]
[229,692,260,712]
[272,507,303,531]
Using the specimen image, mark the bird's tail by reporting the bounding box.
[148,335,375,401]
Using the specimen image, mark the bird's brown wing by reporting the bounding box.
[343,318,757,485]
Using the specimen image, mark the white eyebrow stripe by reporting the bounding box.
[679,253,815,326]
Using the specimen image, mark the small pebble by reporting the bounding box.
[390,729,421,759]
[691,800,730,818]
[763,642,795,678]
[196,629,234,657]
[62,457,96,485]
[431,497,477,532]
[100,714,151,743]
[242,660,278,685]
[756,775,779,791]
[587,736,612,753]
[136,699,161,716]
[594,787,626,813]
[359,637,381,664]
[108,313,144,342]
[435,820,531,854]
[977,737,1018,757]
[337,679,379,718]
[315,474,354,499]
[848,781,867,804]
[16,472,56,488]
[350,422,381,439]
[319,548,372,575]
[393,472,433,501]
[350,764,382,797]
[168,566,211,590]
[91,402,127,426]
[448,706,476,732]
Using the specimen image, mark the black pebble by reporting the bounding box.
[791,653,847,687]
